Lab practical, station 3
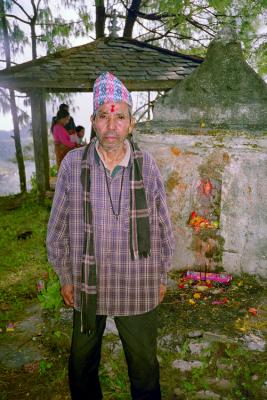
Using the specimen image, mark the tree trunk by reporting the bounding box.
[95,0,105,38]
[0,0,27,192]
[9,90,27,192]
[123,0,142,38]
[30,22,37,59]
[30,89,50,198]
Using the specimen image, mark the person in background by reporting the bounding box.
[75,125,86,145]
[47,71,174,400]
[52,109,77,168]
[51,103,76,136]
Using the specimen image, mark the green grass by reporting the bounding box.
[0,193,52,321]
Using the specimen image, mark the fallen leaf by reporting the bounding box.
[212,297,228,305]
[195,285,209,292]
[24,361,40,374]
[248,307,257,316]
[189,299,196,305]
[36,279,45,292]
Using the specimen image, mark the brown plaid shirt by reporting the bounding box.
[47,141,174,315]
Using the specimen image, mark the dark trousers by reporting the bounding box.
[69,308,161,400]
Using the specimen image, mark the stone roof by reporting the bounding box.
[0,37,203,93]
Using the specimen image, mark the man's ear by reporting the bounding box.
[90,115,95,129]
[129,117,136,134]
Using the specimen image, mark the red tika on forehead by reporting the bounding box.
[110,104,115,112]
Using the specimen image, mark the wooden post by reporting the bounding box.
[29,89,50,197]
[148,91,151,120]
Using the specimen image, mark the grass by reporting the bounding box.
[0,193,52,322]
[0,192,131,400]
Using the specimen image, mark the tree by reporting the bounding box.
[123,0,142,38]
[95,0,105,38]
[94,0,266,73]
[0,0,93,194]
[0,0,27,192]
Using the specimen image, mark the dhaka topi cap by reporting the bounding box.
[93,71,133,113]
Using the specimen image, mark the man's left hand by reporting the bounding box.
[160,283,167,302]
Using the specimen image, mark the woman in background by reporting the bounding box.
[53,109,77,169]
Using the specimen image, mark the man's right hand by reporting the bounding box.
[61,284,74,307]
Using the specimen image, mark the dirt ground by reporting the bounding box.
[1,272,267,400]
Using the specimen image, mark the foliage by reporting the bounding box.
[29,172,38,195]
[49,164,57,177]
[155,0,267,69]
[37,268,63,311]
[39,359,53,375]
[38,3,93,54]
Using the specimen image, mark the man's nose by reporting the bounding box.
[107,115,116,130]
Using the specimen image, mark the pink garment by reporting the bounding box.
[53,124,76,148]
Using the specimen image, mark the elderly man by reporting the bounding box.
[47,72,174,400]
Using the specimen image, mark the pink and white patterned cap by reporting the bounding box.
[93,71,133,113]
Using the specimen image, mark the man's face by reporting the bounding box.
[91,102,135,151]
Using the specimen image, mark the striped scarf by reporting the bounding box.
[80,137,150,334]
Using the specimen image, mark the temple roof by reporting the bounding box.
[0,37,203,92]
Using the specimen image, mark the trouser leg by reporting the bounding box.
[69,310,107,400]
[114,308,161,400]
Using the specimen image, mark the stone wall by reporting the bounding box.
[135,123,267,277]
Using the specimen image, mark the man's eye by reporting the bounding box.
[117,115,126,120]
[99,114,107,119]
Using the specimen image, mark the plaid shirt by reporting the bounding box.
[47,141,174,315]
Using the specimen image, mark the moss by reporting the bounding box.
[165,171,181,192]
[137,122,267,138]
[245,143,260,149]
[198,152,228,180]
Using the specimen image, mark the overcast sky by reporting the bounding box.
[0,1,96,138]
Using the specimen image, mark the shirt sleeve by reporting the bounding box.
[53,124,76,148]
[153,160,175,286]
[46,159,73,287]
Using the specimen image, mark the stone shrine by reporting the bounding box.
[136,28,267,277]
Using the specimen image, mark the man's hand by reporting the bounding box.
[160,283,167,303]
[61,284,74,307]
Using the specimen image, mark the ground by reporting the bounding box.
[0,193,266,400]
